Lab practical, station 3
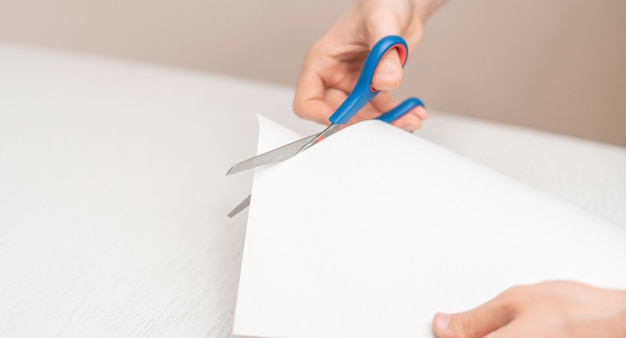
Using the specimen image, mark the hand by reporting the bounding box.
[293,0,447,131]
[432,280,626,338]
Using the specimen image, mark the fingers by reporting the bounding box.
[369,92,399,118]
[325,87,349,113]
[372,48,403,91]
[294,64,426,131]
[362,6,428,128]
[293,55,335,125]
[391,106,427,131]
[483,321,527,338]
[364,7,405,91]
[370,92,427,131]
[432,288,519,338]
[294,6,424,127]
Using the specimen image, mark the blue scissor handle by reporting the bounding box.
[376,97,424,123]
[328,35,409,125]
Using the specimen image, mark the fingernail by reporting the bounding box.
[416,106,428,120]
[399,115,421,132]
[435,312,450,331]
[404,122,420,132]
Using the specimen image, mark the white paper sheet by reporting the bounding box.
[234,115,626,338]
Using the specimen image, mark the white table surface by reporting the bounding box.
[1,42,625,337]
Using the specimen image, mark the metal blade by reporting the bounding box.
[227,124,342,217]
[228,194,251,218]
[296,124,340,154]
[226,133,318,175]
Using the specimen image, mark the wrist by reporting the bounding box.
[355,0,445,18]
[411,0,448,21]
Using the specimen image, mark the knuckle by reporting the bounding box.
[502,284,525,298]
[293,106,304,118]
[498,285,526,311]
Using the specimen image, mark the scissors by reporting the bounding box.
[226,35,424,217]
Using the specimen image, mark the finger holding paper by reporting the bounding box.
[432,281,626,338]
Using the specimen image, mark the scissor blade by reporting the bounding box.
[228,194,251,218]
[226,133,318,175]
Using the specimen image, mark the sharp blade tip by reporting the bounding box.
[228,205,243,218]
[228,195,251,218]
[226,164,243,176]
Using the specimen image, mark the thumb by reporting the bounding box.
[372,47,403,91]
[365,10,404,91]
[432,291,518,338]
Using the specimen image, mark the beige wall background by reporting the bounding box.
[1,0,624,146]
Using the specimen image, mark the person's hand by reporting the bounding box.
[293,0,447,131]
[432,280,626,338]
